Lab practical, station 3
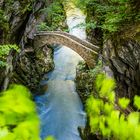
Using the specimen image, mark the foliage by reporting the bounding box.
[45,136,55,140]
[1,0,35,43]
[88,60,102,76]
[78,60,102,76]
[0,44,19,67]
[74,0,140,36]
[37,22,49,31]
[0,10,9,31]
[86,74,140,140]
[4,0,34,13]
[37,0,66,31]
[0,85,40,140]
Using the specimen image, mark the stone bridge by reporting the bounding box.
[34,31,100,68]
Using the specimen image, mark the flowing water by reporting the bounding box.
[35,2,86,140]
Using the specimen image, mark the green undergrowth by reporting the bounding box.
[86,74,140,140]
[0,85,40,140]
[45,136,55,140]
[0,85,55,140]
[37,0,66,31]
[74,0,140,37]
[0,44,19,67]
[0,10,9,32]
[4,0,34,14]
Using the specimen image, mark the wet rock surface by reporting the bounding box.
[103,38,140,98]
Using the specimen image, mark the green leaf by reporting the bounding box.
[128,112,139,126]
[90,117,99,133]
[100,78,115,97]
[0,85,40,140]
[104,103,114,115]
[0,44,19,67]
[118,97,130,109]
[0,127,9,138]
[45,136,55,140]
[134,95,140,110]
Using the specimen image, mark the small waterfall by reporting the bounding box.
[35,2,86,140]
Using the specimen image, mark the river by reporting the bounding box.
[35,2,86,140]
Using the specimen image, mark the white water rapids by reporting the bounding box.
[35,2,86,140]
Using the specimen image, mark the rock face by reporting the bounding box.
[77,24,140,99]
[103,39,140,98]
[0,0,54,91]
[11,45,54,92]
[75,62,95,104]
[103,30,140,98]
[0,0,48,43]
[76,25,140,140]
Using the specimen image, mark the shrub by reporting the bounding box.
[0,85,40,140]
[74,0,140,36]
[45,136,55,140]
[37,0,66,31]
[37,22,49,31]
[0,44,19,67]
[86,74,140,140]
[0,10,9,31]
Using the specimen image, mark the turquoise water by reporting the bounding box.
[35,46,86,140]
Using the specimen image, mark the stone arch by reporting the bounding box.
[34,31,99,68]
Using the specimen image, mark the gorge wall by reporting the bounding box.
[76,1,140,100]
[103,28,140,98]
[0,0,54,91]
[75,1,140,139]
